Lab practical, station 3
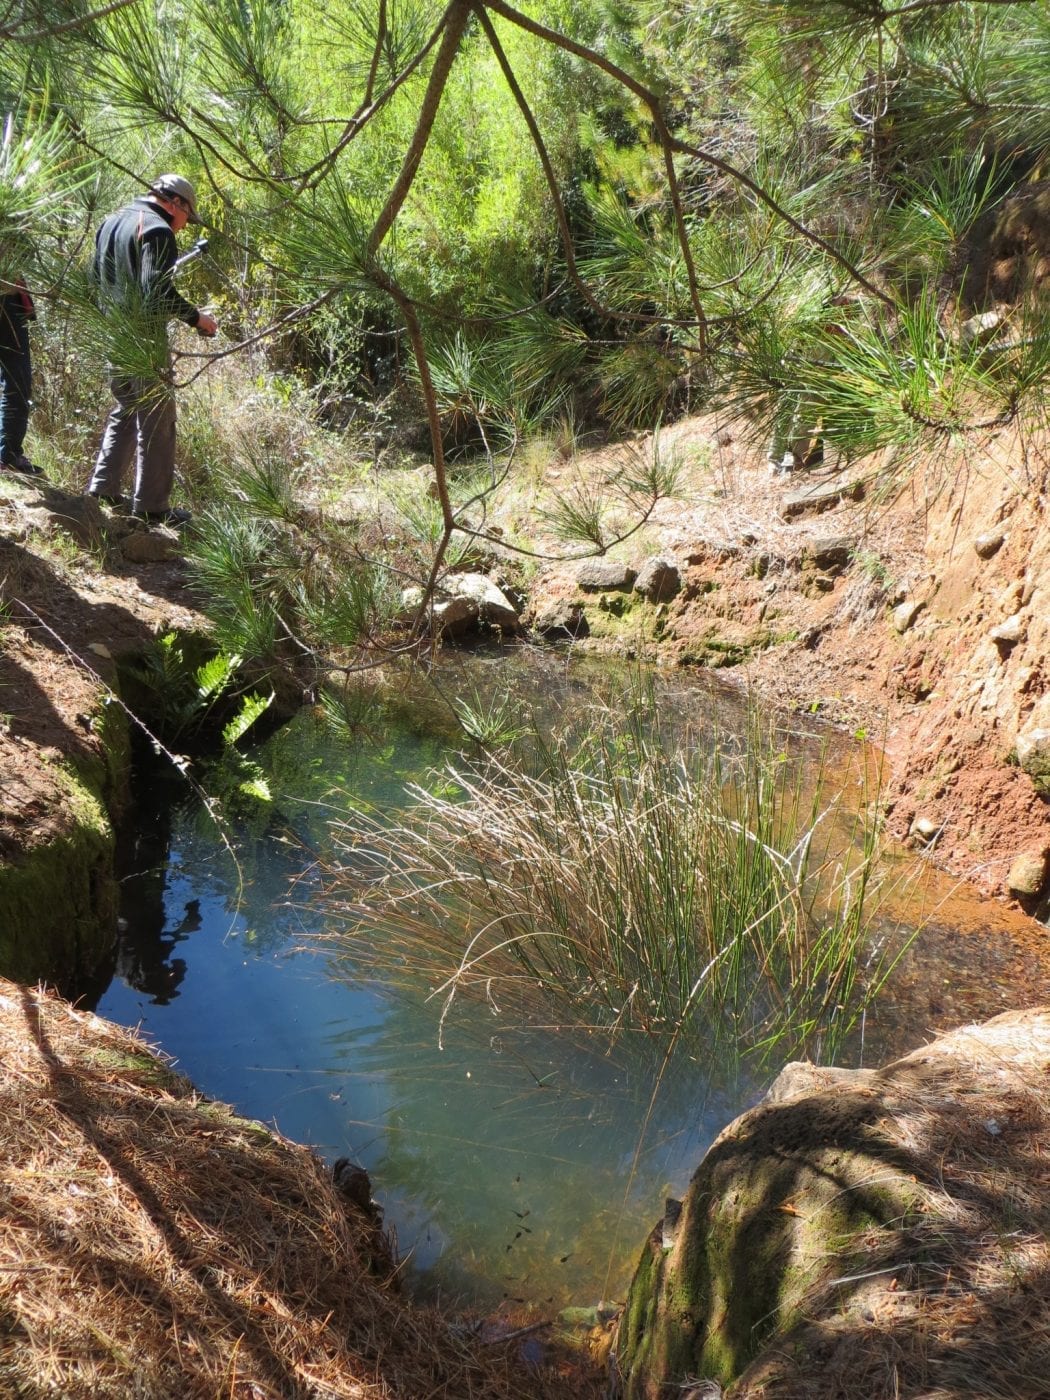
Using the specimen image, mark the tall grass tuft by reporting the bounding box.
[319,702,898,1070]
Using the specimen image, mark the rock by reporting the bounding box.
[801,535,856,572]
[1016,695,1050,794]
[990,613,1025,646]
[444,574,520,626]
[974,530,1005,559]
[614,1010,1050,1400]
[532,599,589,640]
[910,814,943,843]
[402,574,521,637]
[764,1062,872,1103]
[1006,848,1049,897]
[892,599,923,633]
[959,310,1004,347]
[779,477,865,521]
[121,527,182,563]
[576,559,637,592]
[22,492,104,548]
[634,555,681,603]
[332,1157,374,1213]
[598,592,630,617]
[560,1305,619,1328]
[333,1153,383,1232]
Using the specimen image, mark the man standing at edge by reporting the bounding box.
[85,173,217,528]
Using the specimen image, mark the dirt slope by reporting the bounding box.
[521,413,1050,906]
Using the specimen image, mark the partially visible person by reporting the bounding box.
[85,173,217,527]
[766,294,857,475]
[766,393,821,475]
[0,275,42,477]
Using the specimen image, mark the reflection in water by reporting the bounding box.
[112,779,193,1004]
[89,652,1050,1310]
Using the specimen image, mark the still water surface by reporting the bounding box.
[92,652,1050,1310]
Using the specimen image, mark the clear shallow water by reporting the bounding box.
[91,651,1050,1311]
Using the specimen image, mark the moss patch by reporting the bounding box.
[0,702,130,990]
[675,628,784,670]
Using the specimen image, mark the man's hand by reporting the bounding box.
[196,311,218,337]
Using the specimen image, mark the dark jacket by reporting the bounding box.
[91,197,200,329]
[0,279,36,329]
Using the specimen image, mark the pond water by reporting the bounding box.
[89,650,1050,1313]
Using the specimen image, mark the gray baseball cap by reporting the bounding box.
[150,173,202,224]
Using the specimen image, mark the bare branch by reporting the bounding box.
[361,0,387,112]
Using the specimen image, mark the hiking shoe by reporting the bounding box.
[86,491,127,509]
[2,454,43,477]
[132,506,193,528]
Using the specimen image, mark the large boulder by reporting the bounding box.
[613,1010,1050,1400]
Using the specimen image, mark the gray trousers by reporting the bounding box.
[88,368,176,512]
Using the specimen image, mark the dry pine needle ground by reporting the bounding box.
[0,978,603,1400]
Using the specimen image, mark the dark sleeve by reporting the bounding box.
[140,226,200,326]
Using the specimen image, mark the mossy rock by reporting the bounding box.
[614,1068,912,1396]
[676,628,782,670]
[0,700,130,991]
[613,1014,1050,1400]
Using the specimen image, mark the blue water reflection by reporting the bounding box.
[94,652,1050,1309]
[96,656,766,1307]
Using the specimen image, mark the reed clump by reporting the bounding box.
[321,706,897,1068]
